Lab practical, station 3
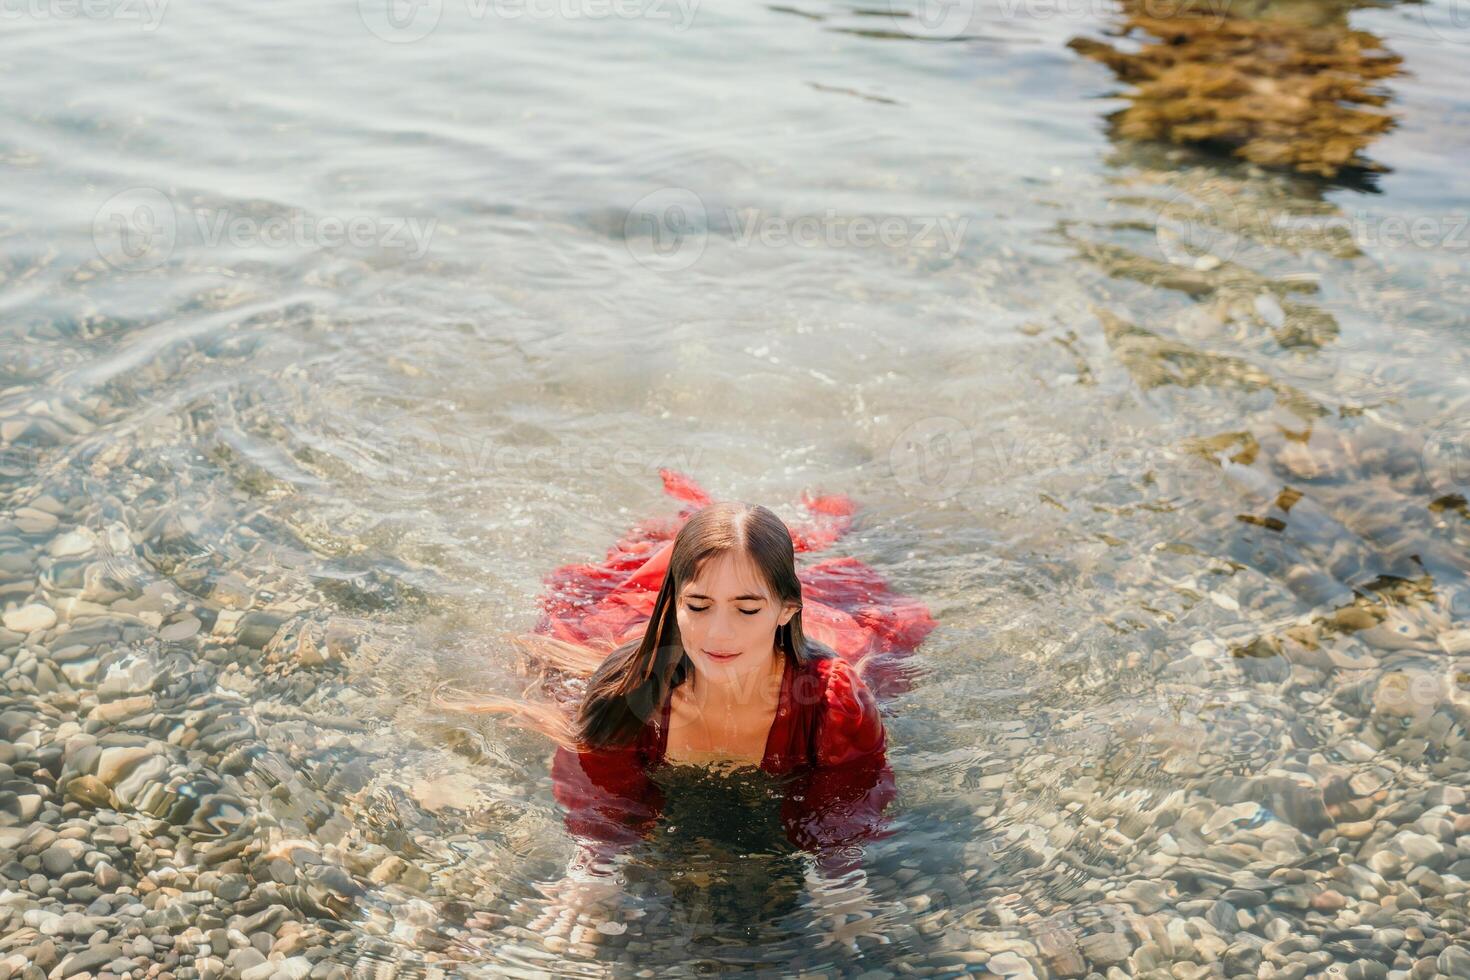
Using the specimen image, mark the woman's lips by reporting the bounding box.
[702,649,741,660]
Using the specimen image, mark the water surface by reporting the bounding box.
[2,0,1469,975]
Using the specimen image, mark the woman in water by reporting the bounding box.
[436,471,936,952]
[551,497,900,871]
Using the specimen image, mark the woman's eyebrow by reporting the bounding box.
[683,591,766,601]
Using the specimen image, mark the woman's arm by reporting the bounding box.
[550,742,664,872]
[531,744,668,954]
[782,657,898,876]
[787,660,902,950]
[784,750,897,876]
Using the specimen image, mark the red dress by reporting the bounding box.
[537,470,937,873]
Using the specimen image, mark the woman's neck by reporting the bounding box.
[682,646,785,712]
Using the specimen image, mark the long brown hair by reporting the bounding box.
[432,500,828,752]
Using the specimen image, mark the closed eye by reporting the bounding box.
[685,604,761,616]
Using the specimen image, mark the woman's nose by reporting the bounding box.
[706,611,741,643]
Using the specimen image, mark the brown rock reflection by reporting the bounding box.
[1068,0,1404,178]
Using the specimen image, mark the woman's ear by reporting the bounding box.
[778,602,801,627]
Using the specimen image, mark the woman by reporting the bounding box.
[550,496,904,875]
[435,471,936,947]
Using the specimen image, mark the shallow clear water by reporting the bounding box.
[2,0,1469,976]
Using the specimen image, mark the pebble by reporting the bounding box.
[54,943,124,977]
[228,949,266,972]
[39,840,87,876]
[2,604,55,633]
[1438,946,1470,976]
[0,397,1465,980]
[1391,831,1445,869]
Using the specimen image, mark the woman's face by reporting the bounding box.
[676,551,798,696]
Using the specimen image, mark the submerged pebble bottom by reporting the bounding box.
[1,190,1467,979]
[2,2,1470,980]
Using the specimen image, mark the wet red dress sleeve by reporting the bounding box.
[815,657,887,766]
[783,658,897,875]
[550,742,664,872]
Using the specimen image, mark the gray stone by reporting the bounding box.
[54,943,124,977]
[1078,932,1130,968]
[212,875,248,902]
[1393,831,1446,870]
[39,840,86,876]
[238,905,289,936]
[1223,940,1264,975]
[228,948,267,972]
[1438,945,1470,977]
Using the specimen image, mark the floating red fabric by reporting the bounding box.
[534,470,936,688]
